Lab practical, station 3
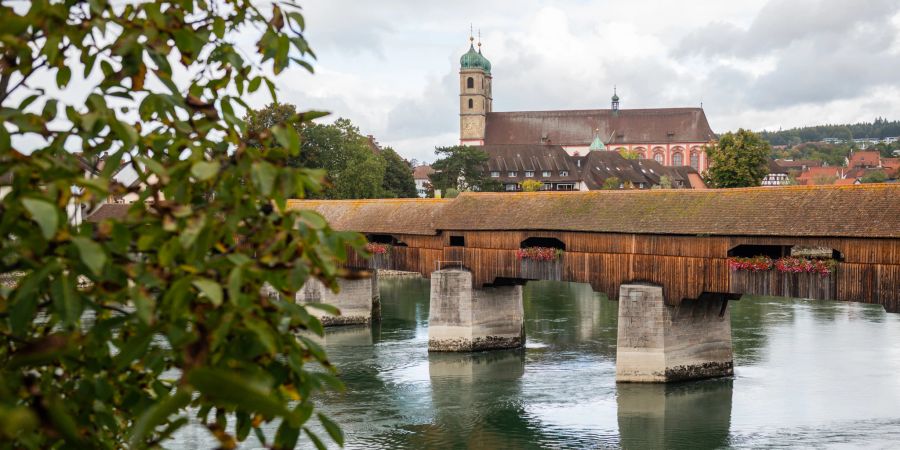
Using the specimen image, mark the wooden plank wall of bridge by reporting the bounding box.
[349,231,900,312]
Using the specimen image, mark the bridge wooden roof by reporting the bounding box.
[436,185,899,238]
[288,185,898,238]
[286,198,451,235]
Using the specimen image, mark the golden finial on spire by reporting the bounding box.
[477,29,482,49]
[469,24,474,43]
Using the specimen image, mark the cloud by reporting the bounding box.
[280,0,900,161]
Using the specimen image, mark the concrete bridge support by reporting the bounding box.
[296,271,381,326]
[616,284,733,383]
[428,269,525,352]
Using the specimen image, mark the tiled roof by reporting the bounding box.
[797,166,842,182]
[483,108,715,146]
[413,165,434,180]
[479,145,700,189]
[287,198,451,235]
[848,151,881,168]
[85,203,134,222]
[482,145,581,183]
[775,159,822,169]
[433,185,899,238]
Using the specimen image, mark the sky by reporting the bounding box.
[268,0,900,164]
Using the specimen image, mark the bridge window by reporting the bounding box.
[520,237,565,251]
[368,234,395,244]
[727,244,790,259]
[450,235,466,247]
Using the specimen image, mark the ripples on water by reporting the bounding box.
[172,278,900,449]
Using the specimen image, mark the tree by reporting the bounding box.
[443,188,460,198]
[380,147,417,198]
[658,175,673,189]
[602,177,622,190]
[429,145,500,192]
[860,170,888,183]
[521,180,543,192]
[619,150,641,160]
[704,129,771,188]
[246,107,387,199]
[1,1,360,448]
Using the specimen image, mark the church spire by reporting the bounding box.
[611,86,620,112]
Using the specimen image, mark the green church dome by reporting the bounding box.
[460,43,491,74]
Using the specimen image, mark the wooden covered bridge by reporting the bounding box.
[290,184,900,312]
[290,184,899,382]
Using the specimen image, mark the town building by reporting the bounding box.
[483,143,705,191]
[413,164,435,198]
[457,36,716,172]
[762,161,790,186]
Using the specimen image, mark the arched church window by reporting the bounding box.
[468,99,473,109]
[690,152,700,170]
[672,153,683,166]
[467,77,474,89]
[654,153,664,164]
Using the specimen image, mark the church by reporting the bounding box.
[457,36,716,190]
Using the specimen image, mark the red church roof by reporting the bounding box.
[483,108,716,146]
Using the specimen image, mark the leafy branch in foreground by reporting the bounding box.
[0,0,362,448]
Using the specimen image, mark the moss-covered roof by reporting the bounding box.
[287,198,451,236]
[435,185,900,238]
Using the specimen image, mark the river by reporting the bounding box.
[174,277,900,449]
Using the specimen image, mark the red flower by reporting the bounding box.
[517,247,563,261]
[365,242,390,255]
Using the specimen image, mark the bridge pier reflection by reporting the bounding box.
[428,269,525,352]
[617,379,733,448]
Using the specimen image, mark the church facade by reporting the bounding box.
[458,38,716,172]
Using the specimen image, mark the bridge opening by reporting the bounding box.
[366,234,398,246]
[727,244,844,261]
[727,244,789,259]
[520,237,566,251]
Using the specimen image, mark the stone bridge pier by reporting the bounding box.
[296,271,381,326]
[616,284,734,383]
[428,269,525,352]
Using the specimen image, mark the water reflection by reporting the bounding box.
[169,279,900,449]
[617,379,733,449]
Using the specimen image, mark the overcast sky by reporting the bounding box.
[265,0,900,163]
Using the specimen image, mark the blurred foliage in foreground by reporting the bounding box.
[0,0,363,448]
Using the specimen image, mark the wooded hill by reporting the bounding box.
[759,118,900,146]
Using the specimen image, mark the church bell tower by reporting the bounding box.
[459,31,492,145]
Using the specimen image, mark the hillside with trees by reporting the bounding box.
[759,118,900,147]
[759,118,900,165]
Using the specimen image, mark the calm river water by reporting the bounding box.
[175,277,900,449]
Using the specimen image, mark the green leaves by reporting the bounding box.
[192,278,223,307]
[130,388,192,447]
[251,161,277,195]
[318,413,344,446]
[71,237,107,275]
[272,123,300,154]
[187,368,289,418]
[22,198,59,239]
[1,2,351,449]
[191,160,220,181]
